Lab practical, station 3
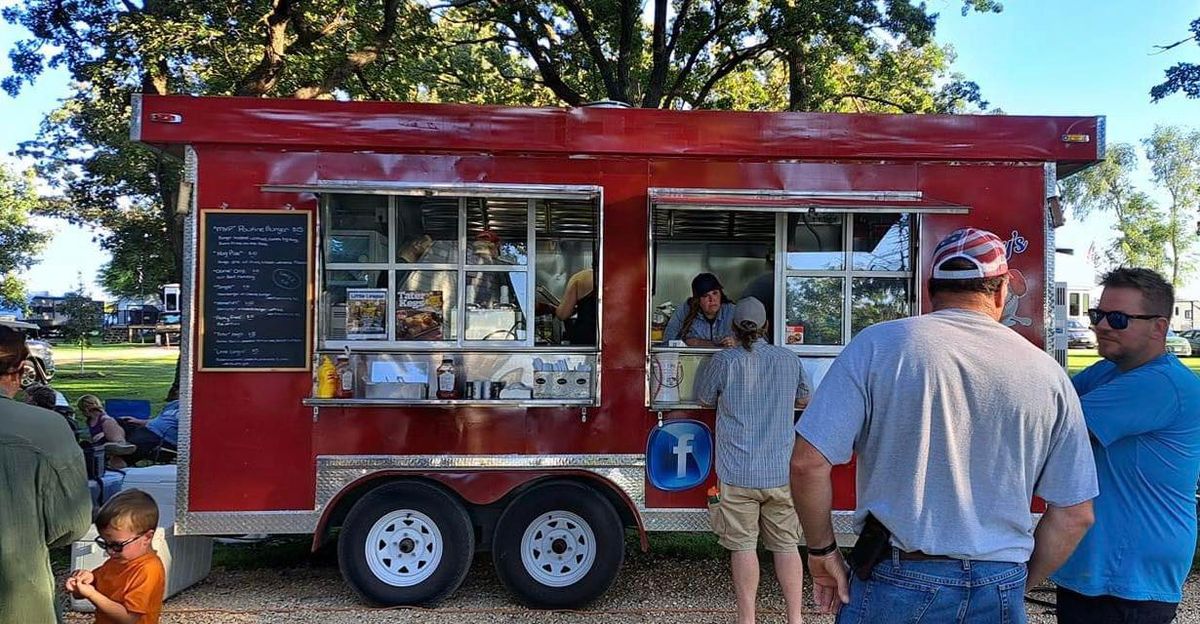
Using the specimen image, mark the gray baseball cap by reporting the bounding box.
[733,297,766,331]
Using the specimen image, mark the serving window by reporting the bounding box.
[320,191,599,350]
[650,208,915,354]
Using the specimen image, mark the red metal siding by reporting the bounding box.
[185,144,1052,514]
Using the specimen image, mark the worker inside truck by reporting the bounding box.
[648,204,914,406]
[662,272,736,346]
[322,191,599,349]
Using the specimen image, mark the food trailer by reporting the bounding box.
[131,95,1104,608]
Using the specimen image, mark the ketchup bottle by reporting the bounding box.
[436,357,459,399]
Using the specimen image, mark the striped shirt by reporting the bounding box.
[695,339,810,488]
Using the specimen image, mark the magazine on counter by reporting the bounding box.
[396,290,444,340]
[345,288,387,340]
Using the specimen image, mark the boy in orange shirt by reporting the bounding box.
[66,489,165,624]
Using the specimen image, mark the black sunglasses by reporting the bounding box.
[94,533,145,554]
[1087,308,1164,330]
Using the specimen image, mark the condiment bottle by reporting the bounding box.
[316,355,337,398]
[436,357,458,399]
[335,352,354,399]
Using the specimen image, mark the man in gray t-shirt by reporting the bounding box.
[790,227,1098,623]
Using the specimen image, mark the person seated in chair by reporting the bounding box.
[77,394,136,468]
[118,400,179,464]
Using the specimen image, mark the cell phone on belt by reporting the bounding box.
[848,512,892,581]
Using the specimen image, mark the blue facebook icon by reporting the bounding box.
[646,420,713,492]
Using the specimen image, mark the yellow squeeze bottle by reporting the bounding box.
[316,355,337,398]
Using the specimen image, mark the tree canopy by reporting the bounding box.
[3,0,1001,298]
[1151,16,1200,102]
[0,163,51,309]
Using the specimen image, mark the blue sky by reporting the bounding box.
[1,1,1198,297]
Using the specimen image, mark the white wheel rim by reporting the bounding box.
[520,510,597,587]
[364,509,443,587]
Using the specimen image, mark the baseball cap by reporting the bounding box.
[691,273,724,298]
[931,228,1008,280]
[733,297,767,331]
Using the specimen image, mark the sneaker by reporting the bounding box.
[104,441,137,456]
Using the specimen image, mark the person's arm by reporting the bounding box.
[555,273,582,320]
[82,591,139,624]
[663,306,686,343]
[794,362,812,409]
[1026,500,1094,590]
[1077,369,1177,447]
[74,577,141,624]
[119,416,148,427]
[694,356,724,406]
[100,415,127,442]
[42,452,92,548]
[790,435,849,613]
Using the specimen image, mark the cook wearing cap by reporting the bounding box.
[663,272,737,347]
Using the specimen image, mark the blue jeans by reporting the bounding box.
[836,548,1028,624]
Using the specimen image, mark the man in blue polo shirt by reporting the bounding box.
[1052,268,1200,624]
[119,400,179,463]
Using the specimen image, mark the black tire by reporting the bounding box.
[337,481,474,606]
[19,360,40,388]
[492,481,624,609]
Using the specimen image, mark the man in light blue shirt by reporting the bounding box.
[121,400,179,463]
[1052,268,1200,624]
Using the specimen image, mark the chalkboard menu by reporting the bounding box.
[199,209,312,371]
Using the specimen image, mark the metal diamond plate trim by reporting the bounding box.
[1043,162,1057,358]
[642,509,860,544]
[179,511,317,535]
[641,509,711,532]
[176,177,198,525]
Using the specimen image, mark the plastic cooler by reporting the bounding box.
[121,464,180,523]
[69,465,213,612]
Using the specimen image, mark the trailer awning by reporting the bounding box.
[649,189,969,214]
[260,181,600,201]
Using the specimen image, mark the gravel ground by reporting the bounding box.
[58,543,1200,624]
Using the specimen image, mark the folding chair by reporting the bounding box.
[104,398,152,420]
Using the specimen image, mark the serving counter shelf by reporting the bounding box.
[303,397,596,408]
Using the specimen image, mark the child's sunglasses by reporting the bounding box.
[1087,308,1164,330]
[93,533,144,553]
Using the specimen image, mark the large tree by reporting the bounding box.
[1143,125,1200,286]
[4,0,1000,299]
[1061,142,1172,276]
[0,163,51,309]
[1151,16,1200,102]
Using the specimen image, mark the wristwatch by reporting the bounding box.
[807,541,839,557]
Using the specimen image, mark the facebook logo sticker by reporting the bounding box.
[646,420,713,492]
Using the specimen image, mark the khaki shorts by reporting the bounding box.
[708,482,801,552]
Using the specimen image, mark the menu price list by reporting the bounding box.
[201,210,311,370]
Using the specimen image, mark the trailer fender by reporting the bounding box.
[312,469,647,552]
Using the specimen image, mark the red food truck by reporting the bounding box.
[131,95,1103,608]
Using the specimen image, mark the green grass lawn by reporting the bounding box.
[50,344,178,414]
[1067,348,1200,376]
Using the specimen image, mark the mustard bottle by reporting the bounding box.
[316,355,337,398]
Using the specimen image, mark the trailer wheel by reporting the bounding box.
[337,481,474,606]
[20,360,40,388]
[492,482,624,608]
